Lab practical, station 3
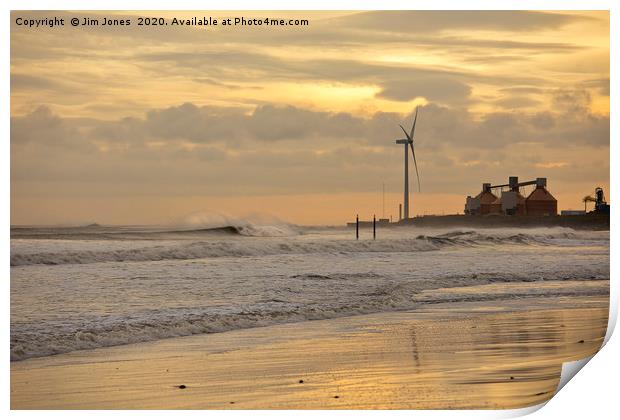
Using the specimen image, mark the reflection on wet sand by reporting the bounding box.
[390,305,607,408]
[11,294,608,409]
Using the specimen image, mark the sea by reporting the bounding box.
[10,220,610,361]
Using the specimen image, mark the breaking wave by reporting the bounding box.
[10,222,299,240]
[10,274,609,361]
[10,229,596,267]
[10,296,404,360]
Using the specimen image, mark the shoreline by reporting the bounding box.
[11,291,609,409]
[10,279,609,362]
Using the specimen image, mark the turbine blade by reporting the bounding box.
[409,143,421,192]
[399,125,411,141]
[410,107,419,140]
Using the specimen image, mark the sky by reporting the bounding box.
[10,10,610,225]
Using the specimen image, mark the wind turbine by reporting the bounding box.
[394,107,421,220]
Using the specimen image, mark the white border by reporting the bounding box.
[3,1,616,419]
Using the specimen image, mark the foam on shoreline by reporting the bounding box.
[11,293,609,409]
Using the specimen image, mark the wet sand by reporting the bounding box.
[10,291,609,409]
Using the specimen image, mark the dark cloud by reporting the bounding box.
[416,102,609,149]
[499,86,545,95]
[326,11,589,34]
[582,78,610,96]
[13,99,609,151]
[10,99,609,198]
[551,88,593,113]
[91,103,370,144]
[11,74,64,91]
[10,106,92,149]
[377,77,471,102]
[194,77,262,90]
[139,51,481,105]
[495,96,541,109]
[423,37,580,52]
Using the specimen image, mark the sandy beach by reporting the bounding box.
[11,284,609,410]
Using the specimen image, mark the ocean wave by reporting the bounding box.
[10,274,414,360]
[10,229,595,267]
[10,222,300,240]
[10,276,609,361]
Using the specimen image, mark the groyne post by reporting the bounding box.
[373,215,376,240]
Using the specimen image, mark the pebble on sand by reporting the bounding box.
[178,385,186,389]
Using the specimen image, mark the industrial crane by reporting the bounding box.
[583,187,609,214]
[594,187,610,214]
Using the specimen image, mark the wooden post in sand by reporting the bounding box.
[373,215,376,240]
[356,214,359,240]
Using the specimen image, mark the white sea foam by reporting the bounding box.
[10,229,603,267]
[10,225,610,361]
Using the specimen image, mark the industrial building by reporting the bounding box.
[465,177,557,216]
[526,182,558,216]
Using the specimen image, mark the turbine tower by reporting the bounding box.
[394,107,421,220]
